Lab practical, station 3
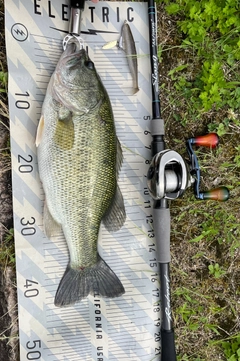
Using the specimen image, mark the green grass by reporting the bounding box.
[0,70,7,93]
[220,335,240,361]
[158,0,240,128]
[157,0,240,359]
[0,228,15,268]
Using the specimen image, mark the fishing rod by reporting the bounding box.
[147,1,177,359]
[146,1,229,360]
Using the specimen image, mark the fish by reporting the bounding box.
[119,20,139,94]
[36,43,126,307]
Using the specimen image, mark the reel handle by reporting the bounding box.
[187,133,230,202]
[189,133,219,148]
[199,186,230,202]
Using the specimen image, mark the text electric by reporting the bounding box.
[34,0,135,23]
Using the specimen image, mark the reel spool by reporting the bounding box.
[147,150,191,200]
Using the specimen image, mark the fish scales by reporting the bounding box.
[36,45,125,307]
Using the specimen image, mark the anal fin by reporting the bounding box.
[43,201,62,239]
[103,185,126,232]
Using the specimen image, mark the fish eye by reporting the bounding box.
[85,61,95,70]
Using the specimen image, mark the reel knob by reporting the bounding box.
[199,186,230,202]
[189,133,219,148]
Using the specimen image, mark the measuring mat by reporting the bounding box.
[5,1,161,360]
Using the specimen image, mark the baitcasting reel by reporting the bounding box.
[147,133,229,202]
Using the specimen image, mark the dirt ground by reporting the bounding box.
[0,114,18,360]
[0,79,18,360]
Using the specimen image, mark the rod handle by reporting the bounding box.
[153,207,171,263]
[161,329,177,361]
[200,186,230,201]
[190,133,219,148]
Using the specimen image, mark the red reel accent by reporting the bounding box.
[194,133,219,148]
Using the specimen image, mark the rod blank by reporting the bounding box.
[147,0,177,360]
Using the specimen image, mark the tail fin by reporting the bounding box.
[54,255,125,307]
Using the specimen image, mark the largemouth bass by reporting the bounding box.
[36,43,126,307]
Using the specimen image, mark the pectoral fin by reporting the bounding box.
[54,107,74,150]
[36,115,44,147]
[43,201,62,239]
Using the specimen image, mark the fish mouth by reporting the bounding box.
[64,44,89,70]
[65,42,87,58]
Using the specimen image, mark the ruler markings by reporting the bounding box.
[34,54,60,61]
[46,330,90,338]
[34,47,62,54]
[32,33,62,41]
[36,73,52,77]
[36,80,50,84]
[42,241,66,246]
[35,60,56,66]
